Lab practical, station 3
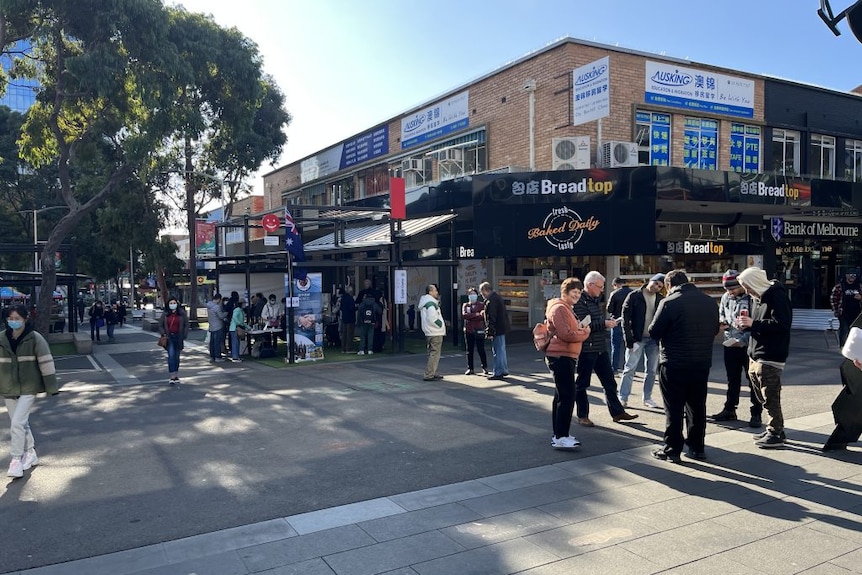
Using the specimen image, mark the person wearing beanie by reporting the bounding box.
[830,267,862,346]
[606,277,632,373]
[711,270,763,427]
[736,266,792,448]
[647,269,718,462]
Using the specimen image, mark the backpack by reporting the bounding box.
[533,321,553,352]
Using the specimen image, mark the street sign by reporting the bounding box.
[394,269,407,304]
[263,235,279,246]
[261,213,280,233]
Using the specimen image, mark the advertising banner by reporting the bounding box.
[285,272,324,361]
[645,61,755,119]
[401,91,469,149]
[573,56,610,126]
[195,220,215,256]
[300,126,389,183]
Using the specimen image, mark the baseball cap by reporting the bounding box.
[649,273,666,283]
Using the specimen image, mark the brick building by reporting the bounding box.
[256,37,862,329]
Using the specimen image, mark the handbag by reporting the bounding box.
[236,326,247,339]
[157,334,168,348]
[96,318,105,328]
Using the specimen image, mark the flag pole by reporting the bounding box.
[286,249,295,365]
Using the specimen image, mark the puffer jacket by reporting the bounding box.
[544,299,589,359]
[573,292,608,354]
[648,282,719,369]
[0,326,58,397]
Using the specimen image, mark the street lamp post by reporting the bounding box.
[19,206,66,272]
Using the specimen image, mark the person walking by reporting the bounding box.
[737,266,793,449]
[1,304,58,479]
[420,283,446,380]
[606,277,632,374]
[336,286,356,353]
[480,281,510,380]
[229,299,250,363]
[206,292,227,362]
[831,267,862,346]
[117,300,127,327]
[356,293,381,355]
[545,279,591,450]
[76,296,85,325]
[573,271,638,426]
[462,287,489,375]
[158,297,189,384]
[88,300,105,343]
[105,303,118,343]
[710,270,762,427]
[648,270,719,462]
[618,273,665,409]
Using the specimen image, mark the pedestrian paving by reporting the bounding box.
[15,409,860,575]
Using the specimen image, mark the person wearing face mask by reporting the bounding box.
[158,297,189,384]
[462,287,489,375]
[261,293,284,348]
[88,300,105,343]
[1,304,58,478]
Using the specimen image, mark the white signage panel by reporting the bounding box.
[573,57,610,126]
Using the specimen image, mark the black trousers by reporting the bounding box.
[574,351,625,418]
[465,331,488,371]
[659,364,709,454]
[547,356,578,438]
[723,346,762,416]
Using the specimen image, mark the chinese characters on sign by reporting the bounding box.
[644,61,754,119]
[730,124,761,173]
[573,56,610,126]
[400,91,469,149]
[637,111,670,166]
[683,118,718,170]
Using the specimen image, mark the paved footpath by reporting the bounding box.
[13,413,862,575]
[4,326,861,575]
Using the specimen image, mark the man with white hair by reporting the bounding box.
[736,266,792,449]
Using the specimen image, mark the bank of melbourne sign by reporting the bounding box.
[645,61,754,119]
[770,217,861,241]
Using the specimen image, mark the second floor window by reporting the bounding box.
[846,139,862,182]
[809,134,836,179]
[771,129,800,175]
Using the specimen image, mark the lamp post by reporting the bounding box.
[19,206,66,272]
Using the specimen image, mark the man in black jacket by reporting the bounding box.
[480,281,510,380]
[619,273,665,409]
[606,277,632,373]
[649,269,719,462]
[573,271,638,426]
[736,266,792,449]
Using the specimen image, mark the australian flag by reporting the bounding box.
[284,207,307,280]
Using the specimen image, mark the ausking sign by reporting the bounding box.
[261,213,280,233]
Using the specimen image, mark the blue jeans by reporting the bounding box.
[618,337,659,403]
[209,328,225,359]
[107,323,115,340]
[609,325,624,371]
[492,335,508,376]
[167,334,181,375]
[230,330,242,360]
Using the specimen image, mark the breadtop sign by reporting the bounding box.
[770,217,861,241]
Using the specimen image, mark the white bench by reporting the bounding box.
[791,309,839,347]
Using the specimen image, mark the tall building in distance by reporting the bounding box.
[0,40,38,113]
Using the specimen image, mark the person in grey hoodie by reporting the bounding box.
[206,293,227,362]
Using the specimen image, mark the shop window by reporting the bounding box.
[635,111,670,166]
[682,117,718,170]
[304,183,326,206]
[357,165,390,199]
[809,134,836,179]
[844,139,862,182]
[771,128,800,175]
[328,177,354,205]
[730,123,761,173]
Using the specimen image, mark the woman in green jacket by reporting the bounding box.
[1,304,58,479]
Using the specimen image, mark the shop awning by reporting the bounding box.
[304,213,456,253]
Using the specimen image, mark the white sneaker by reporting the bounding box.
[22,448,38,470]
[357,351,365,355]
[619,397,628,408]
[7,457,23,478]
[368,351,374,355]
[643,399,659,408]
[551,436,581,450]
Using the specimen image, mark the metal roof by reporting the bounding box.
[304,213,456,252]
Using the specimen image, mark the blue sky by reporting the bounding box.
[173,0,862,188]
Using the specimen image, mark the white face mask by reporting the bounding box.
[169,303,178,310]
[468,294,478,303]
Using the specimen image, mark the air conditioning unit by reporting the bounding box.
[437,148,463,162]
[599,141,638,168]
[552,136,590,170]
[401,158,424,172]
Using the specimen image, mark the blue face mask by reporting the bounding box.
[468,294,478,303]
[7,320,23,330]
[169,303,178,310]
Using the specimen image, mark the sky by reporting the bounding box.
[171,0,862,192]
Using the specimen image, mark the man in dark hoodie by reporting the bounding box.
[573,271,638,427]
[648,269,719,462]
[736,266,792,449]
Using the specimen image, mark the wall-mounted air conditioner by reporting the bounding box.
[437,148,463,162]
[599,141,638,168]
[552,136,590,170]
[401,158,424,172]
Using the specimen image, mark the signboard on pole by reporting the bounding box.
[573,56,610,126]
[394,269,407,304]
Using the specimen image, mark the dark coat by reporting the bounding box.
[606,286,632,320]
[484,291,510,337]
[648,283,718,369]
[621,285,663,348]
[573,292,608,354]
[747,281,792,363]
